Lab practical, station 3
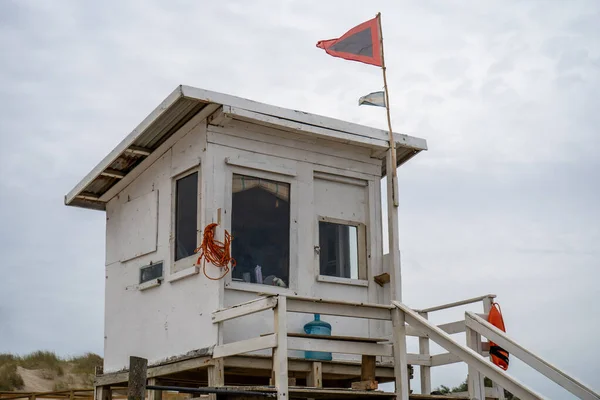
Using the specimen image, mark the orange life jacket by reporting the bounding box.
[487,302,509,370]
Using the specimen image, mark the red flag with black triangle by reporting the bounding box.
[316,17,382,66]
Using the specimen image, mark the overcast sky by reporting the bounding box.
[0,1,598,398]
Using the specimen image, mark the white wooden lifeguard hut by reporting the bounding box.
[66,86,599,400]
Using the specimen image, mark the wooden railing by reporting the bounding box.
[407,294,503,397]
[212,294,599,400]
[465,312,599,400]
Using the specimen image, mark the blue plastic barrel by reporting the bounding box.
[303,314,332,361]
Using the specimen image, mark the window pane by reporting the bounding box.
[231,174,290,287]
[319,222,359,279]
[140,262,163,283]
[175,172,198,261]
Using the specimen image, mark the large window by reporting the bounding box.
[231,174,290,288]
[319,220,360,280]
[174,172,198,261]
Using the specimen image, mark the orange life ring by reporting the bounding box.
[487,302,509,370]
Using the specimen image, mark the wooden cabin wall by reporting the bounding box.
[102,114,390,371]
[209,120,387,362]
[103,119,220,373]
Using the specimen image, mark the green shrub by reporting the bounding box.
[0,363,25,391]
[20,351,64,376]
[70,353,103,374]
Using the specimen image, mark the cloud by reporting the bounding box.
[1,0,599,397]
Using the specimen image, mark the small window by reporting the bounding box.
[174,172,198,261]
[319,221,360,279]
[231,174,290,287]
[140,262,163,284]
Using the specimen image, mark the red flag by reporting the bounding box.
[316,17,382,67]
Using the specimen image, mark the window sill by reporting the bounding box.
[139,278,162,291]
[316,275,368,287]
[225,281,298,296]
[168,266,199,283]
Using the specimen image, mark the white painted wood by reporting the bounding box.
[406,353,431,366]
[273,296,289,400]
[417,294,496,313]
[209,118,380,166]
[466,326,486,400]
[391,308,410,400]
[313,171,368,187]
[316,275,368,287]
[167,266,199,283]
[418,312,432,395]
[182,85,428,152]
[138,278,161,291]
[101,169,126,179]
[118,190,158,262]
[224,106,389,150]
[212,296,278,323]
[225,155,297,177]
[386,150,402,301]
[430,352,462,367]
[465,312,600,400]
[287,337,393,357]
[286,297,392,320]
[483,297,506,400]
[393,301,545,400]
[212,334,277,358]
[99,104,219,203]
[207,129,381,178]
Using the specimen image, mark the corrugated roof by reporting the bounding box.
[65,85,427,211]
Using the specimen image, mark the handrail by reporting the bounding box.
[392,301,545,400]
[416,294,496,313]
[465,312,600,400]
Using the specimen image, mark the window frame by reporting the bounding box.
[170,167,202,274]
[315,215,368,287]
[224,165,298,296]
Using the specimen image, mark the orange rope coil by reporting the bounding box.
[195,223,236,280]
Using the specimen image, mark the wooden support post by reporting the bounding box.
[466,327,485,400]
[273,296,289,400]
[69,390,75,400]
[208,358,225,400]
[418,312,432,395]
[307,362,322,388]
[127,356,147,400]
[147,378,162,400]
[482,297,506,400]
[352,355,378,390]
[391,308,409,400]
[94,387,111,400]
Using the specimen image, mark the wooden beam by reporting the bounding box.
[391,308,410,400]
[418,312,431,395]
[307,362,322,388]
[207,358,224,400]
[287,298,391,321]
[124,146,151,156]
[416,294,496,313]
[287,337,393,357]
[273,296,289,400]
[147,379,161,400]
[127,357,147,400]
[213,334,277,358]
[212,296,278,323]
[100,169,126,179]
